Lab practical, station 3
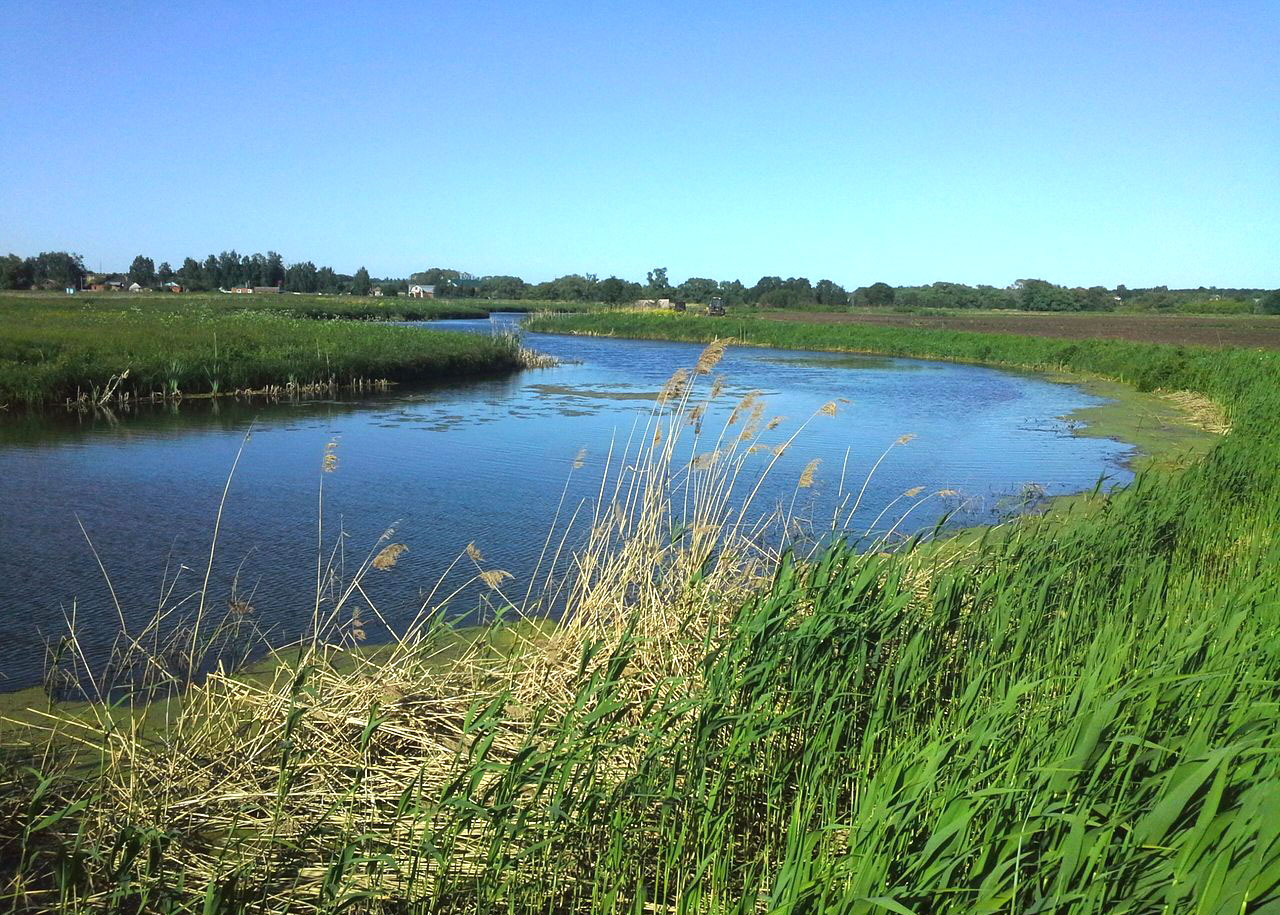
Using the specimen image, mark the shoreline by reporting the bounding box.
[523,312,1224,471]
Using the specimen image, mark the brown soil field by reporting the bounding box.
[762,310,1280,349]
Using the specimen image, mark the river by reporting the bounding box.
[0,316,1136,691]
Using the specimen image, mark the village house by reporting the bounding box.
[164,282,184,293]
[408,283,436,298]
[128,282,144,292]
[86,275,126,292]
[371,285,383,297]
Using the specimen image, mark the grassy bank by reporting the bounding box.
[3,322,1280,911]
[0,295,533,408]
[525,309,1274,390]
[746,306,1280,350]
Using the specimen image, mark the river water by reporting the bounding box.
[0,316,1136,691]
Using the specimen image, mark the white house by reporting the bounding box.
[408,284,436,299]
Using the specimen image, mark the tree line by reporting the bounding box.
[2,250,1276,313]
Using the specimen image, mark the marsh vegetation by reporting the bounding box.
[2,322,1277,911]
[0,294,542,408]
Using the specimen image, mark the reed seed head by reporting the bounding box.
[372,543,408,570]
[465,542,485,563]
[798,458,821,489]
[480,569,513,590]
[659,368,689,402]
[695,339,727,375]
[728,391,758,426]
[691,451,720,471]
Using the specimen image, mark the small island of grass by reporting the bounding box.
[0,293,541,409]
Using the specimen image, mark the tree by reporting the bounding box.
[218,250,241,288]
[128,255,156,287]
[675,277,719,303]
[352,266,371,296]
[749,276,783,303]
[157,262,173,283]
[758,287,805,308]
[718,279,747,306]
[646,267,669,295]
[814,279,849,307]
[596,276,626,303]
[284,261,319,293]
[177,257,204,290]
[0,253,32,289]
[265,251,286,287]
[479,275,527,299]
[316,266,340,293]
[550,274,592,300]
[1261,290,1280,315]
[411,268,463,295]
[1016,278,1076,312]
[597,276,643,304]
[240,254,266,287]
[1075,286,1114,311]
[28,252,86,289]
[858,282,895,306]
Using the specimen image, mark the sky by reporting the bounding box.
[1,1,1277,289]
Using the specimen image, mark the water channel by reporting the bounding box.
[0,316,1137,690]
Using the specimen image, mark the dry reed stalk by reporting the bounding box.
[13,349,919,912]
[1160,389,1230,435]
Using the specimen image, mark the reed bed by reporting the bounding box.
[3,327,1280,913]
[0,296,541,408]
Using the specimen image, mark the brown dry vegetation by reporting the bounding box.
[763,309,1280,349]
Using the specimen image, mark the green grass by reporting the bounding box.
[0,294,531,407]
[3,314,1280,912]
[525,309,1268,390]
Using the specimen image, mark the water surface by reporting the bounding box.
[0,317,1135,690]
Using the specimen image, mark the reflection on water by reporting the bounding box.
[0,315,1135,690]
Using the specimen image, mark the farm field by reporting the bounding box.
[761,307,1280,348]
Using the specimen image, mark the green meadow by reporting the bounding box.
[0,293,529,408]
[2,311,1279,912]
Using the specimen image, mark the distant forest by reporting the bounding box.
[2,250,1276,314]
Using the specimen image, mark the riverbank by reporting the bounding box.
[526,311,1227,470]
[4,326,1279,912]
[756,306,1280,349]
[0,295,540,408]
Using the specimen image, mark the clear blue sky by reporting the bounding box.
[2,1,1276,288]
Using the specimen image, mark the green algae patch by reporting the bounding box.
[1057,375,1224,472]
